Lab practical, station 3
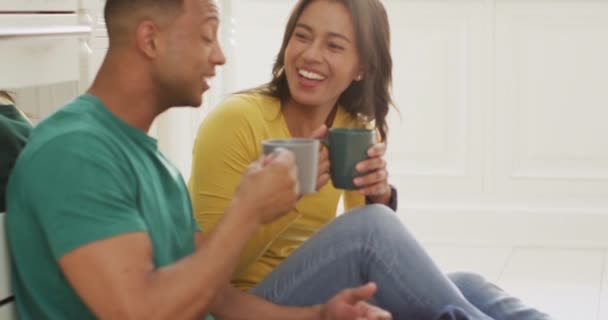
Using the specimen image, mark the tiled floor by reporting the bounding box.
[425,245,606,320]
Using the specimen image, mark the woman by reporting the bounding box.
[0,90,32,212]
[189,1,550,319]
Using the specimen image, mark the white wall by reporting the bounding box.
[386,0,608,247]
[220,0,608,247]
[11,0,608,247]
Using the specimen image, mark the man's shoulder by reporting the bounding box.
[17,98,119,173]
[31,96,110,147]
[13,132,118,190]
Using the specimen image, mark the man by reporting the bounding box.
[5,0,391,319]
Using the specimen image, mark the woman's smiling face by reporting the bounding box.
[283,0,362,109]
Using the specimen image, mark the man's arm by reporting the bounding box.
[209,285,321,320]
[194,234,391,320]
[60,200,261,320]
[207,279,391,320]
[194,233,321,320]
[60,150,301,320]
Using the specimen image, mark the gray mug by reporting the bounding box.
[262,138,319,194]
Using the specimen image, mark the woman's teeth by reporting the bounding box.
[298,69,325,80]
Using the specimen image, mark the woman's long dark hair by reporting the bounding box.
[254,0,393,141]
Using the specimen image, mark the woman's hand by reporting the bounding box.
[353,142,391,204]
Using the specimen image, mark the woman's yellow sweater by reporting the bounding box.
[189,93,367,290]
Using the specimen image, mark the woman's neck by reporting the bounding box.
[282,98,337,137]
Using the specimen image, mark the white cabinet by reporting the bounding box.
[385,0,608,246]
[0,214,16,320]
[0,0,77,12]
[0,0,93,123]
[383,1,489,200]
[0,302,17,320]
[0,215,11,306]
[0,3,93,319]
[0,14,90,89]
[494,0,608,201]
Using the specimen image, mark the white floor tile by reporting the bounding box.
[497,248,604,320]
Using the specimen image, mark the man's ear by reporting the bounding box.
[135,20,161,59]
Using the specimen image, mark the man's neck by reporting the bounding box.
[87,52,164,133]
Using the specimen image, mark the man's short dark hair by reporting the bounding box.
[104,0,185,40]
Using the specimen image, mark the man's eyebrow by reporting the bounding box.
[203,2,220,24]
[294,23,351,43]
[200,15,219,28]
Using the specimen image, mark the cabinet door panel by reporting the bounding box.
[0,302,17,320]
[0,14,90,88]
[0,214,12,303]
[0,0,77,12]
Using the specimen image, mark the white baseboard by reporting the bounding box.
[398,205,608,248]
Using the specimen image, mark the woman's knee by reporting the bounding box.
[447,272,489,297]
[339,204,401,233]
[328,204,409,246]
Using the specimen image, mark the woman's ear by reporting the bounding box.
[355,65,365,81]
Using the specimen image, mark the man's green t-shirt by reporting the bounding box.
[6,95,210,319]
[0,103,32,212]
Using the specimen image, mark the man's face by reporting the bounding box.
[155,0,226,108]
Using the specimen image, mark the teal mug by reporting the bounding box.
[322,128,375,190]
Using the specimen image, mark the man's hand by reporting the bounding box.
[322,283,392,320]
[234,148,299,225]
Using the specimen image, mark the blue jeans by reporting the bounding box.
[251,205,552,320]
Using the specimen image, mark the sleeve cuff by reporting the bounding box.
[365,185,398,211]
